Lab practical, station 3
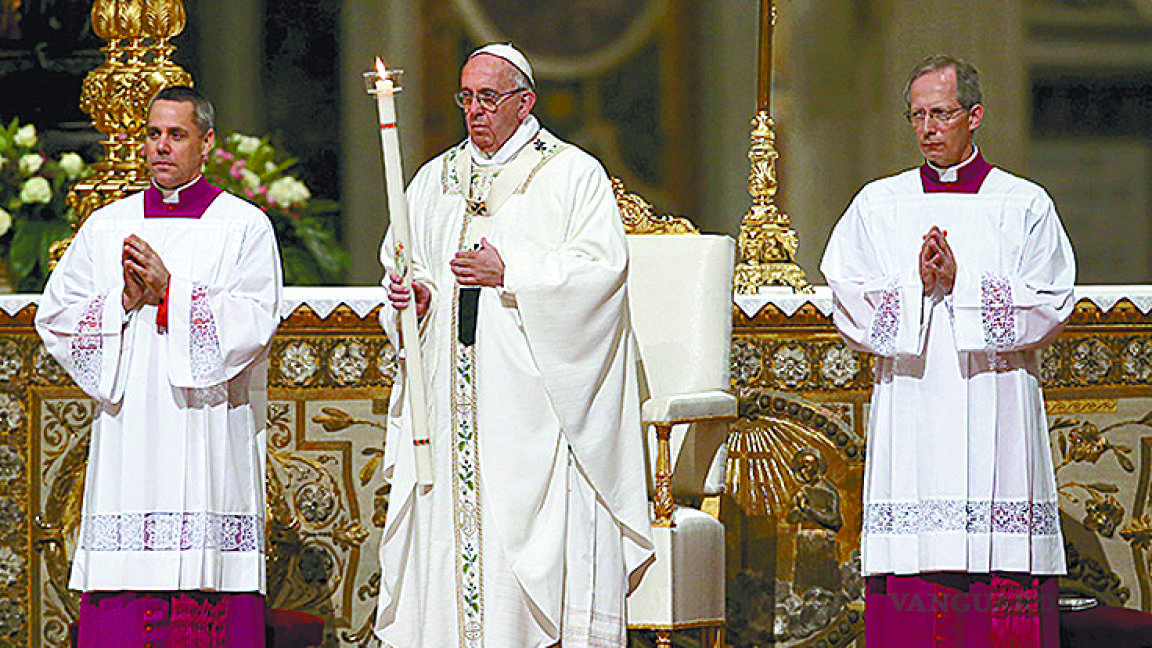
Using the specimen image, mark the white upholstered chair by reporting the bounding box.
[625,233,737,648]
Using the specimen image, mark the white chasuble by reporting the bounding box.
[821,166,1075,577]
[375,125,654,648]
[36,189,282,593]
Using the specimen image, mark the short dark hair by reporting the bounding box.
[148,86,215,135]
[903,55,982,112]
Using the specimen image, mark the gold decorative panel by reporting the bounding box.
[4,290,1152,647]
[3,299,396,648]
[727,292,1152,646]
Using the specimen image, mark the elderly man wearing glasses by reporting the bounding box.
[374,43,653,648]
[821,55,1075,647]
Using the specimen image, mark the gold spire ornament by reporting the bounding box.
[734,0,810,294]
[734,112,810,294]
[54,0,193,262]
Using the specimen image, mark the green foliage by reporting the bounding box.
[0,122,349,292]
[203,133,348,285]
[0,117,91,292]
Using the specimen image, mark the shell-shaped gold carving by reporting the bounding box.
[91,0,119,40]
[144,0,186,39]
[116,0,145,39]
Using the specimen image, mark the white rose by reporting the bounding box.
[59,152,85,179]
[13,124,36,148]
[230,134,261,156]
[18,154,42,175]
[240,168,262,191]
[268,176,311,207]
[0,209,11,237]
[19,176,51,204]
[265,161,277,174]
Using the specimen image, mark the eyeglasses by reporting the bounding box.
[454,87,528,112]
[905,105,968,126]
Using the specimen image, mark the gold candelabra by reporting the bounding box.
[734,112,810,294]
[64,0,192,231]
[733,0,810,294]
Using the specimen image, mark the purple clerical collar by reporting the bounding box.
[144,176,224,218]
[919,150,993,194]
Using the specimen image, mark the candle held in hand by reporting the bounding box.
[367,58,433,487]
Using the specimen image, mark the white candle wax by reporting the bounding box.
[373,65,433,487]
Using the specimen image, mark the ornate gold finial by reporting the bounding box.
[734,111,811,294]
[55,0,193,264]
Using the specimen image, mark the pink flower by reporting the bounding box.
[215,148,234,161]
[229,159,247,179]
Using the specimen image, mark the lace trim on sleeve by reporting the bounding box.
[869,281,901,356]
[190,282,224,382]
[981,273,1015,350]
[70,295,106,394]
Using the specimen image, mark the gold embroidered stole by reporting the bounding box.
[444,130,568,647]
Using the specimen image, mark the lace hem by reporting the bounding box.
[981,273,1015,350]
[563,605,626,648]
[80,512,265,552]
[70,295,107,394]
[865,500,1060,536]
[870,281,901,356]
[190,282,224,382]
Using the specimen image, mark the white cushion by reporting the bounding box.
[627,235,735,398]
[627,506,725,628]
[641,389,737,424]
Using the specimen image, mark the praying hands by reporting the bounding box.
[122,234,170,312]
[920,225,956,296]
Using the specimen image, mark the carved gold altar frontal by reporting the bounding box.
[5,293,396,647]
[0,289,1147,647]
[725,289,1152,647]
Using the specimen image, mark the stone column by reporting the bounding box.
[340,0,424,284]
[698,2,758,238]
[196,0,265,135]
[774,0,1027,281]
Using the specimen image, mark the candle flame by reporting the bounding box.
[375,57,387,78]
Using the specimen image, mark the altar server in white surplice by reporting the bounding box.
[36,86,281,648]
[375,43,654,648]
[821,56,1075,647]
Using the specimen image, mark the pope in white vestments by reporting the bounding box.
[375,44,654,648]
[36,87,281,647]
[821,57,1075,647]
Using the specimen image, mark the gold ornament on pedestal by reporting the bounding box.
[51,0,192,264]
[734,0,811,294]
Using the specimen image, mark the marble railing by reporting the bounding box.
[3,286,1150,647]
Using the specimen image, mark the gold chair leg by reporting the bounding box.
[701,626,724,648]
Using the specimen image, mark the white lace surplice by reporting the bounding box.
[35,191,282,593]
[820,167,1076,576]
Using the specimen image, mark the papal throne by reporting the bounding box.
[615,181,737,648]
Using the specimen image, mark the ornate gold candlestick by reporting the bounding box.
[734,0,810,294]
[63,0,193,234]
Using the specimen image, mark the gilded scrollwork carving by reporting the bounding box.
[611,177,698,235]
[35,397,96,647]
